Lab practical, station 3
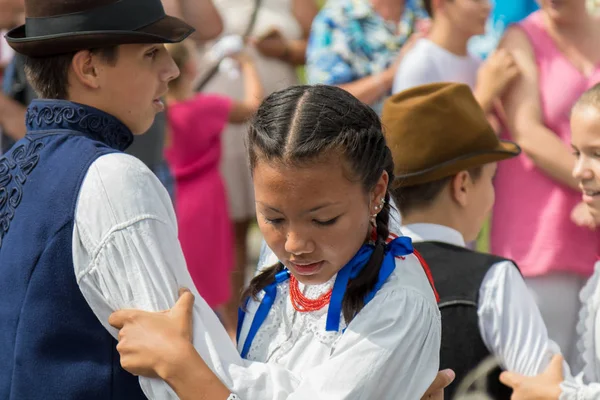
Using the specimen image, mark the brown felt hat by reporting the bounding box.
[5,0,195,57]
[382,82,521,188]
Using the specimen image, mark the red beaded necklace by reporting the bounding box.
[289,274,333,312]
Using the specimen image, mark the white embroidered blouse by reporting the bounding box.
[238,250,442,398]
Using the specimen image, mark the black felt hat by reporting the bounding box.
[5,0,195,57]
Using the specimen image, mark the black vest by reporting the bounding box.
[413,241,514,399]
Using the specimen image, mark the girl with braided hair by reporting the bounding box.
[107,85,442,399]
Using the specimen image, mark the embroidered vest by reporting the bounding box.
[413,241,515,400]
[0,99,146,399]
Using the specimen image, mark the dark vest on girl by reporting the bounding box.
[413,241,514,400]
[0,99,146,399]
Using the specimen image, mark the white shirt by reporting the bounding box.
[560,261,600,400]
[400,223,562,376]
[72,153,440,400]
[392,38,481,94]
[245,247,441,399]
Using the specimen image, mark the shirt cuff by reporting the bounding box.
[560,380,586,400]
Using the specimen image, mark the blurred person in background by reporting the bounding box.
[0,0,26,155]
[468,0,538,60]
[306,0,429,114]
[164,39,263,338]
[493,0,600,369]
[194,0,319,333]
[126,0,225,202]
[392,0,519,134]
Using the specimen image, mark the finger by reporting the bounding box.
[545,354,565,379]
[424,369,456,396]
[109,310,136,330]
[173,290,195,321]
[499,371,522,388]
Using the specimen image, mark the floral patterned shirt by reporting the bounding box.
[306,0,427,88]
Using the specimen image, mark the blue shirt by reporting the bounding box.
[306,0,427,87]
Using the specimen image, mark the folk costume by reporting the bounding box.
[247,237,441,399]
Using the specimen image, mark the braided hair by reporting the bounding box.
[242,85,395,323]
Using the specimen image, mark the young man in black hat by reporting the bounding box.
[382,82,565,399]
[0,1,248,399]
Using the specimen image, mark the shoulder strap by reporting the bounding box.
[195,0,263,92]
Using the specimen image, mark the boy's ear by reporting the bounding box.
[71,50,102,90]
[450,171,470,208]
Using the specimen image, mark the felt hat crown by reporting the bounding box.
[382,82,521,188]
[5,0,195,57]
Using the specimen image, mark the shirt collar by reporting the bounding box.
[25,99,134,151]
[400,223,466,248]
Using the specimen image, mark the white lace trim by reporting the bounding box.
[576,261,600,384]
[227,394,240,400]
[246,275,346,362]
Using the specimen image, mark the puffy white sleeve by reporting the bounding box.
[73,153,252,399]
[477,261,563,375]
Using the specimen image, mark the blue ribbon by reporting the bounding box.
[238,236,413,359]
[326,236,413,331]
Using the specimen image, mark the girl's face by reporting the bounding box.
[253,153,388,285]
[572,105,600,223]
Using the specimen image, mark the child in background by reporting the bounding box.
[165,40,264,335]
[392,0,519,132]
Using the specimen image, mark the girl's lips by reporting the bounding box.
[289,261,324,276]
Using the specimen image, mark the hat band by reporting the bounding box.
[25,0,166,38]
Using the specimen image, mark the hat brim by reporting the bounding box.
[393,139,521,188]
[5,15,194,57]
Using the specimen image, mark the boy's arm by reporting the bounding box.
[72,153,247,398]
[477,261,564,375]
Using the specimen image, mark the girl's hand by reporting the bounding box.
[499,354,563,400]
[108,289,195,379]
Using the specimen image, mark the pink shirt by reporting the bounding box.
[492,11,600,277]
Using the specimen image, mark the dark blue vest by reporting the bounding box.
[0,99,147,399]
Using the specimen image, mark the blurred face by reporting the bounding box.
[538,0,588,24]
[572,106,600,223]
[441,0,491,37]
[453,163,497,242]
[95,44,179,134]
[0,0,24,30]
[253,154,388,285]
